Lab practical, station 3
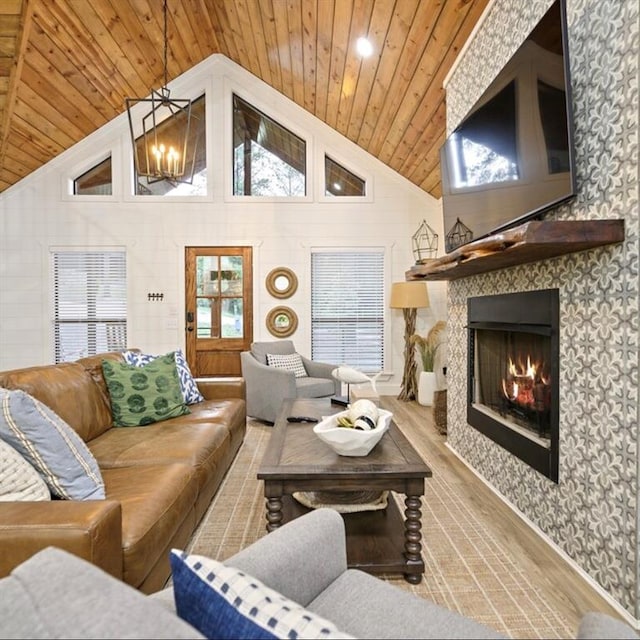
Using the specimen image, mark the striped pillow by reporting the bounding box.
[0,388,105,500]
[266,353,308,378]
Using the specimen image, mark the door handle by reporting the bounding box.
[186,311,194,323]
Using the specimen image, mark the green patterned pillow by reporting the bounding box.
[102,353,190,427]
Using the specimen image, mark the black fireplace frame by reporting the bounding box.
[467,289,559,482]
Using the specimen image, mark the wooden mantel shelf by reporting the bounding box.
[406,220,625,281]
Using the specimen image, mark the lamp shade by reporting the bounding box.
[389,281,430,309]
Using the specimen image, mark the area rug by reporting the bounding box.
[187,419,574,639]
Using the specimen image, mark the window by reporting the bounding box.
[311,250,384,373]
[233,94,306,196]
[195,253,245,339]
[134,95,206,196]
[74,156,112,195]
[325,156,365,196]
[53,250,127,363]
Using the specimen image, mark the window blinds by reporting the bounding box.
[53,251,127,363]
[311,250,384,373]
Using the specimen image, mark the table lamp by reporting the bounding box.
[390,281,430,401]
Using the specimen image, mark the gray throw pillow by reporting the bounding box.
[0,388,105,500]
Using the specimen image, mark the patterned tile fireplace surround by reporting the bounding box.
[444,0,638,622]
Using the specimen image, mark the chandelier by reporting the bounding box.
[125,0,195,184]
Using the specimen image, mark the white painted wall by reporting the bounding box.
[0,54,445,394]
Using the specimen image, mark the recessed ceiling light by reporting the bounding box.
[356,37,373,58]
[333,182,342,191]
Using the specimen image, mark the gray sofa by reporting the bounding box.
[240,340,340,423]
[0,508,636,639]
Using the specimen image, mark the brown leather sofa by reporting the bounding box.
[0,350,246,594]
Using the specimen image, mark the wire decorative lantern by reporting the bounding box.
[445,217,474,253]
[411,220,439,264]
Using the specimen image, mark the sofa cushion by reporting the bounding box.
[0,438,50,501]
[251,340,295,365]
[295,377,336,398]
[266,352,308,378]
[123,349,205,405]
[89,416,231,470]
[0,388,105,500]
[0,547,204,639]
[101,463,199,589]
[170,550,353,640]
[102,354,190,427]
[0,361,113,442]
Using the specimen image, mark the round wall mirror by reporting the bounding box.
[266,306,298,338]
[266,267,298,299]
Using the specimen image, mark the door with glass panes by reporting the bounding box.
[185,247,253,376]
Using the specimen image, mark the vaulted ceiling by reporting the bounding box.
[0,0,490,197]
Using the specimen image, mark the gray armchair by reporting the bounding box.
[240,340,340,423]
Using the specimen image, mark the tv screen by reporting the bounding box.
[440,0,576,253]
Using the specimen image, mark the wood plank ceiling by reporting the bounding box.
[0,0,490,197]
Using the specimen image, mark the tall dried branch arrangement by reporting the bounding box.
[411,320,446,372]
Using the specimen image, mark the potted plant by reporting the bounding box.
[411,320,446,406]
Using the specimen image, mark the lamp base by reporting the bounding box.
[398,307,419,402]
[331,395,350,407]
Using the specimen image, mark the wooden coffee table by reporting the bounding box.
[257,398,432,584]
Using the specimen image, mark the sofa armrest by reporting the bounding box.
[0,500,123,581]
[224,508,347,607]
[195,377,245,401]
[240,351,297,423]
[301,356,341,395]
[577,613,639,639]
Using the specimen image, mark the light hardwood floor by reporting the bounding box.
[379,395,627,631]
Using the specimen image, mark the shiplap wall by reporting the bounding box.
[0,54,445,396]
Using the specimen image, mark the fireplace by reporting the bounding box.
[467,289,559,482]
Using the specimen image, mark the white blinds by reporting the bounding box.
[53,251,127,363]
[311,250,384,372]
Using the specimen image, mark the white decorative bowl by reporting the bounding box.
[313,409,393,456]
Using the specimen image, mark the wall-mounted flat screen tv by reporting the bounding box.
[440,0,576,254]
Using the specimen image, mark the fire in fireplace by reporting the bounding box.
[467,289,559,482]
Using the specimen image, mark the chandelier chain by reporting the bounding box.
[163,0,168,90]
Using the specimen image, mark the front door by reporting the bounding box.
[185,246,253,376]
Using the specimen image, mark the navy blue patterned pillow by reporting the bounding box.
[169,550,353,640]
[124,349,204,405]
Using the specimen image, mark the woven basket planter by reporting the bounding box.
[434,389,447,434]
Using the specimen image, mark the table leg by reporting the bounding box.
[403,494,423,584]
[265,496,283,532]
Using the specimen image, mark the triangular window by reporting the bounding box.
[324,156,365,196]
[233,95,306,196]
[74,156,112,195]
